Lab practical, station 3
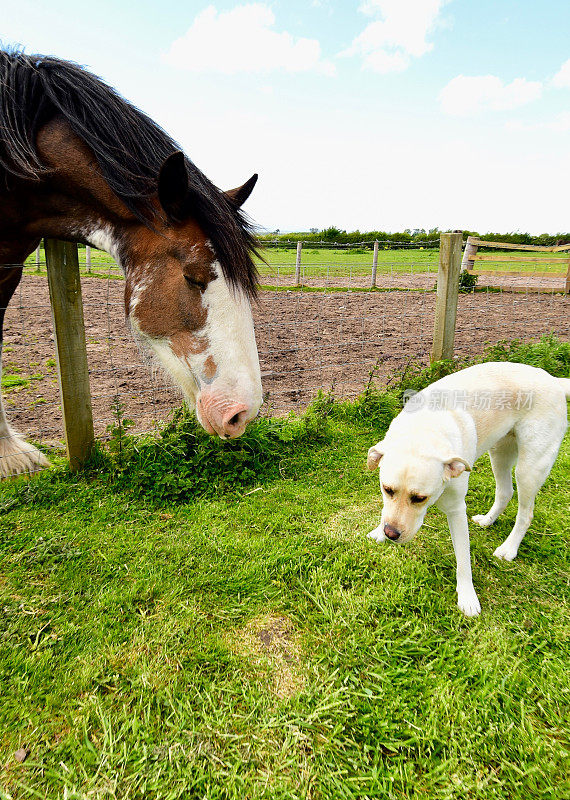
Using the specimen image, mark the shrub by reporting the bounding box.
[458,270,478,293]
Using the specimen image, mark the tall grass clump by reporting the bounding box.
[103,405,336,502]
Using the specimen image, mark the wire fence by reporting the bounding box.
[2,237,569,466]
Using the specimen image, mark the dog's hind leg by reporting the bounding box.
[493,424,564,561]
[472,433,517,528]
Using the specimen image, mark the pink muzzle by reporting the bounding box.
[196,394,258,439]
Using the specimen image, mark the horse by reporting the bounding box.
[0,50,263,478]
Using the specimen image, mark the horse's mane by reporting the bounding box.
[0,49,258,297]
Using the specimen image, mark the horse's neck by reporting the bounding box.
[21,117,135,258]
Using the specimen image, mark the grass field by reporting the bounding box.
[1,339,569,799]
[23,244,569,280]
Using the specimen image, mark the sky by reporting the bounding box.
[1,0,570,234]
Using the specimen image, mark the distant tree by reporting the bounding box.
[321,226,344,241]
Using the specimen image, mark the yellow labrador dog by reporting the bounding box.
[367,362,570,616]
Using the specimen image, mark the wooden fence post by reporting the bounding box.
[371,240,379,288]
[45,239,94,470]
[461,235,478,271]
[431,231,462,363]
[295,241,302,286]
[85,245,92,274]
[35,245,41,272]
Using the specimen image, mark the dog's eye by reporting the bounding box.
[383,486,395,497]
[410,494,428,504]
[184,275,206,291]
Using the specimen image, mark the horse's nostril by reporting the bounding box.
[219,404,250,438]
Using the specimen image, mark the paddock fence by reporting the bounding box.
[2,231,568,471]
[462,235,570,294]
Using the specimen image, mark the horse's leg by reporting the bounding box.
[0,248,50,477]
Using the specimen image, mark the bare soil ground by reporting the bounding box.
[3,274,568,445]
[265,270,567,291]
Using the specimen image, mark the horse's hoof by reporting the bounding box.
[0,433,50,478]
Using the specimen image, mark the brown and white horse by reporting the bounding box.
[0,50,263,477]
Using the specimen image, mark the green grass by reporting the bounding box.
[0,373,28,390]
[0,367,45,393]
[1,339,569,798]
[23,245,568,281]
[256,246,439,278]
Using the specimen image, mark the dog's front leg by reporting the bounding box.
[446,504,481,617]
[437,486,480,615]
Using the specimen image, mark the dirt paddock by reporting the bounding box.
[3,274,569,443]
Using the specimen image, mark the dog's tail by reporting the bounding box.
[559,378,570,399]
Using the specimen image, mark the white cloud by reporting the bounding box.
[164,4,335,76]
[341,0,449,73]
[552,58,570,88]
[439,75,542,116]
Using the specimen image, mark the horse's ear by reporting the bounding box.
[224,174,258,209]
[158,151,188,220]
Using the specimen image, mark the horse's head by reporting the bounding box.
[121,152,262,439]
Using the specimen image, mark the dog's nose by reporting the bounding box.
[384,523,401,541]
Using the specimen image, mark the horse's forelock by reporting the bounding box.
[182,182,260,300]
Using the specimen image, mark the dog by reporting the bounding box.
[367,362,570,616]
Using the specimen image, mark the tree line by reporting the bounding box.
[258,227,570,249]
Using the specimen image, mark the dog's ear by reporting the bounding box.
[443,457,471,480]
[367,443,385,471]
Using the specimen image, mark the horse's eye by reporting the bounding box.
[184,275,206,291]
[383,486,395,497]
[410,494,428,504]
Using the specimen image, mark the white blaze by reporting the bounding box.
[199,261,262,403]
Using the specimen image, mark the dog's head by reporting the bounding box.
[367,440,471,543]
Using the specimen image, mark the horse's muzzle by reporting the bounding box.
[196,395,260,439]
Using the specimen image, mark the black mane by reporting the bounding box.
[0,49,258,297]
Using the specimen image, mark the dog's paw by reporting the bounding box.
[472,513,493,528]
[493,542,518,561]
[457,589,481,617]
[368,526,386,543]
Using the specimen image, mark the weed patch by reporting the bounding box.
[228,614,305,699]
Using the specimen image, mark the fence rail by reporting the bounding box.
[462,235,570,295]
